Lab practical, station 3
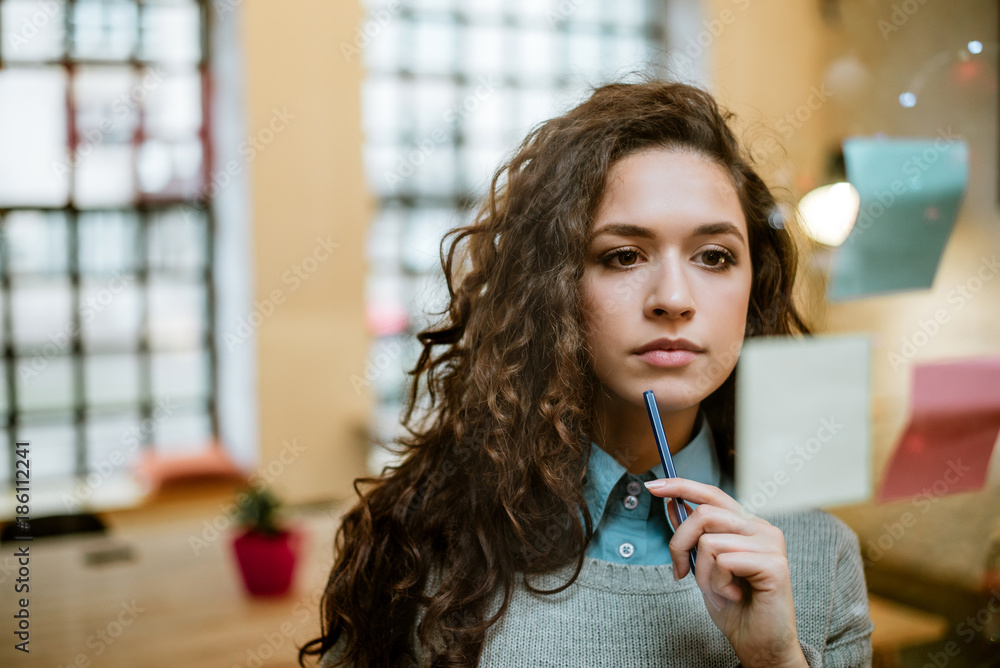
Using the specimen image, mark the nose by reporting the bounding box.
[643,253,695,319]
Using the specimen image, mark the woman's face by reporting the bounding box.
[582,148,753,412]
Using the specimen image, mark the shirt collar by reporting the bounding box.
[583,410,721,528]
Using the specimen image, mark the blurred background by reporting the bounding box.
[0,0,997,666]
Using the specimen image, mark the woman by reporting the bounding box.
[301,80,873,668]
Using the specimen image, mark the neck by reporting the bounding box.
[592,391,700,474]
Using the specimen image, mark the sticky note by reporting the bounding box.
[828,136,968,300]
[735,334,871,513]
[876,357,1000,502]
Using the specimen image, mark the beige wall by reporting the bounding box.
[241,0,372,505]
[706,0,1000,590]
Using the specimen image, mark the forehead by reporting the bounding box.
[591,148,747,240]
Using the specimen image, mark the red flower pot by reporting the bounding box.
[231,527,303,596]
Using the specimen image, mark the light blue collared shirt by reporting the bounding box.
[582,410,734,565]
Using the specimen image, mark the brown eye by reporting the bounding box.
[700,248,735,270]
[703,250,725,266]
[618,250,638,266]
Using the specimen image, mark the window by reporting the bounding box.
[0,0,217,506]
[358,0,666,471]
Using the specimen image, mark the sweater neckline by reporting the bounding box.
[522,555,701,595]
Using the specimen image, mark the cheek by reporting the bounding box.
[581,276,620,331]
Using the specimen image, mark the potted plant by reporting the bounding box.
[230,486,303,596]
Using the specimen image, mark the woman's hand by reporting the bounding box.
[644,477,809,668]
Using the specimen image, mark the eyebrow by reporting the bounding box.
[589,222,746,247]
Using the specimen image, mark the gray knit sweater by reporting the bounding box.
[320,509,873,667]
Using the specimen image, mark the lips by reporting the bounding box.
[633,337,704,354]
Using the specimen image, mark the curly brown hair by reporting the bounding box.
[299,80,811,668]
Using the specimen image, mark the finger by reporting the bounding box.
[644,477,743,514]
[708,555,744,604]
[692,537,729,610]
[670,503,761,556]
[714,550,790,594]
[668,504,771,580]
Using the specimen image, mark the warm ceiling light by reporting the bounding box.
[797,181,860,247]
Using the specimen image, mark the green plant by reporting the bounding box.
[233,486,284,536]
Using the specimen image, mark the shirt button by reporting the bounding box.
[623,494,639,510]
[618,542,635,559]
[626,481,642,495]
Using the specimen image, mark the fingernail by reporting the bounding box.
[644,480,666,491]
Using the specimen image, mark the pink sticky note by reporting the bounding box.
[876,357,1000,503]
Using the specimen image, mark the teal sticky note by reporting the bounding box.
[827,136,968,301]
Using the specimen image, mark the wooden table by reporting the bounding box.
[0,488,341,668]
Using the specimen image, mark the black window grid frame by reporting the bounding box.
[0,0,219,487]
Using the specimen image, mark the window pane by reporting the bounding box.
[70,0,138,61]
[18,418,76,478]
[74,66,139,146]
[361,15,401,73]
[517,29,558,81]
[148,207,207,271]
[139,0,201,64]
[80,276,141,350]
[0,362,8,418]
[412,20,455,76]
[85,410,142,472]
[17,354,75,412]
[79,210,141,275]
[0,68,69,206]
[154,407,212,454]
[75,144,135,208]
[402,208,453,273]
[148,279,206,350]
[85,354,141,406]
[11,276,72,348]
[0,430,9,484]
[151,349,208,400]
[137,138,204,198]
[0,0,66,61]
[5,210,69,274]
[144,68,202,139]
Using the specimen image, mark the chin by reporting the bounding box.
[608,379,703,411]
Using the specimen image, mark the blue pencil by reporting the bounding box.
[643,390,697,574]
